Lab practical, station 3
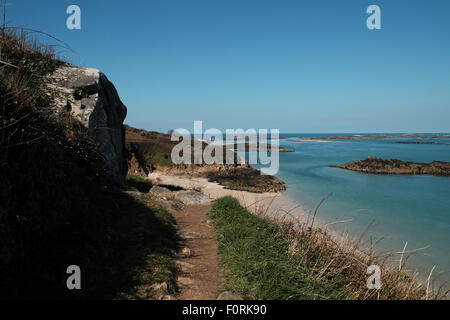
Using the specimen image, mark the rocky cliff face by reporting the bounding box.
[46,66,128,179]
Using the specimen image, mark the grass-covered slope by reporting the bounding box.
[0,32,178,299]
[208,197,346,299]
[208,197,432,300]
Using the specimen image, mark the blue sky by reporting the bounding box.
[7,0,450,133]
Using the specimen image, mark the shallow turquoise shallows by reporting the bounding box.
[250,134,450,284]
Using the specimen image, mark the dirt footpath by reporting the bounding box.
[172,203,224,300]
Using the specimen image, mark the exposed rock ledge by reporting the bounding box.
[159,164,286,193]
[336,156,450,176]
[46,66,128,179]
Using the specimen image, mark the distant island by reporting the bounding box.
[336,156,450,176]
[297,134,421,141]
[293,134,450,142]
[233,143,294,153]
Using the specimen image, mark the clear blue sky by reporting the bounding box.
[7,0,450,133]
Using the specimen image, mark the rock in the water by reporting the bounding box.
[47,66,128,179]
[337,156,450,176]
[217,291,244,300]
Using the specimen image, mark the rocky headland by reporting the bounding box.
[125,126,286,193]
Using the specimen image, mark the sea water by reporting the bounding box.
[252,134,450,285]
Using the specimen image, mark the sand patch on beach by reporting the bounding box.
[147,172,374,271]
[147,172,336,231]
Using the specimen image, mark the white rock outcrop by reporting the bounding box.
[47,66,128,178]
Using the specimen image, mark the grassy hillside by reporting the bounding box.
[126,125,176,172]
[0,32,178,298]
[208,197,436,300]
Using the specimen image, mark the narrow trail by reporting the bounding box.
[171,203,223,300]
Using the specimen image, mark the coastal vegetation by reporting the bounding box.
[126,125,176,173]
[208,197,441,300]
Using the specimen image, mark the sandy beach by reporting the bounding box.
[147,172,368,253]
[147,172,343,232]
[148,172,305,215]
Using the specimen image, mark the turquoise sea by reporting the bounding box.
[253,134,450,285]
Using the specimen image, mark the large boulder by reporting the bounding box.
[46,66,128,179]
[149,185,211,205]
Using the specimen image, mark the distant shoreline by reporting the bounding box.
[286,133,450,141]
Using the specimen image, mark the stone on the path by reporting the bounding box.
[179,247,193,258]
[149,185,211,205]
[173,190,211,205]
[177,261,195,272]
[180,231,203,240]
[149,185,173,199]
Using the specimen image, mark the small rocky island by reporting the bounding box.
[337,156,450,176]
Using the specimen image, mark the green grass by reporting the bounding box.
[208,197,346,300]
[127,142,174,168]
